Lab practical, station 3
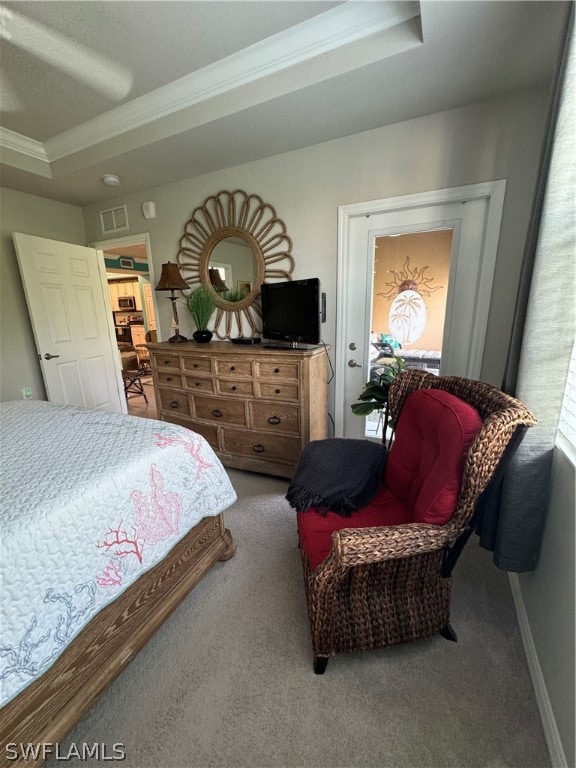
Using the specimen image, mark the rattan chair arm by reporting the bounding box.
[332,523,452,567]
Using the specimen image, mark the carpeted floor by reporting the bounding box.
[48,469,550,768]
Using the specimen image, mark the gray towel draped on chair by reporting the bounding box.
[286,438,387,516]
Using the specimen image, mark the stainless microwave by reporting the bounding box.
[118,296,136,310]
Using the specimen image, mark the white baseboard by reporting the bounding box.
[509,573,568,768]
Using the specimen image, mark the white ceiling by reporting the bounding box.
[0,0,569,207]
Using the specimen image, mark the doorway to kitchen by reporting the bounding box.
[91,233,159,418]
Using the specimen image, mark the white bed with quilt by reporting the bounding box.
[0,400,237,762]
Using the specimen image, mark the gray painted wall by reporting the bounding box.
[81,87,550,389]
[0,188,87,402]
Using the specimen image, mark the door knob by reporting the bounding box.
[44,353,60,360]
[348,359,362,368]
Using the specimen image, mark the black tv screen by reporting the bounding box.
[261,278,321,346]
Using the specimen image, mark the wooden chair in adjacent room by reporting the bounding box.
[134,330,157,375]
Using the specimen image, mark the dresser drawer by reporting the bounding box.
[188,421,220,451]
[157,371,183,387]
[190,421,219,451]
[215,359,252,377]
[149,340,329,479]
[164,416,219,452]
[194,395,247,426]
[250,402,300,435]
[152,352,181,372]
[222,429,301,464]
[184,375,214,394]
[256,361,299,380]
[182,356,212,374]
[215,378,255,397]
[258,382,299,401]
[158,388,191,417]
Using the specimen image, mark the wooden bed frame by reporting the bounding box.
[0,513,235,767]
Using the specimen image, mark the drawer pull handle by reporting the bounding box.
[252,444,265,453]
[231,385,237,391]
[163,360,171,365]
[193,363,198,368]
[274,368,280,373]
[268,415,281,425]
[195,381,200,387]
[212,408,223,418]
[170,400,180,409]
[275,388,281,394]
[230,365,236,371]
[166,376,173,381]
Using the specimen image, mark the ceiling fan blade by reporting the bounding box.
[0,73,23,111]
[0,5,133,101]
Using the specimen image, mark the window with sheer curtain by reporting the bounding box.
[558,338,576,457]
[477,7,574,571]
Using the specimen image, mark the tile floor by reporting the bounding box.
[125,376,158,420]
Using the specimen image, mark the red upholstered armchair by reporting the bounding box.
[296,370,536,673]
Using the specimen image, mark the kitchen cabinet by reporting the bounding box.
[134,283,143,311]
[130,325,146,347]
[109,278,141,309]
[143,283,155,329]
[108,281,120,311]
[148,341,329,478]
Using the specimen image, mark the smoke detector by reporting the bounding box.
[102,174,121,186]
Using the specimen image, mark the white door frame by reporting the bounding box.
[334,180,506,437]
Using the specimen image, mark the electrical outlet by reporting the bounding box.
[22,387,32,399]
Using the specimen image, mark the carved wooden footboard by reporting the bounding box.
[0,513,235,768]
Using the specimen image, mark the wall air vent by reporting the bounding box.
[99,205,129,234]
[119,257,134,269]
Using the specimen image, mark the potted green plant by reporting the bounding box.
[187,285,216,343]
[351,354,405,445]
[223,286,249,303]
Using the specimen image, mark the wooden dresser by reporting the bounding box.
[147,341,329,478]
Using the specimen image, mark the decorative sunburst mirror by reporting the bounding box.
[176,189,295,339]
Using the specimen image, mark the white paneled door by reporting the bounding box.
[14,233,125,413]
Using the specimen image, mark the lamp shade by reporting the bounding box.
[208,268,229,292]
[155,261,188,291]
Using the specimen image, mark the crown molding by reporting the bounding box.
[0,126,53,177]
[0,126,48,162]
[0,1,420,174]
[44,1,420,161]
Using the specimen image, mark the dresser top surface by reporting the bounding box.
[147,341,329,358]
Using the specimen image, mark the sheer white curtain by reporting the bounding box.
[478,11,575,571]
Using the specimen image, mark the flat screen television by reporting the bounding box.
[261,278,322,347]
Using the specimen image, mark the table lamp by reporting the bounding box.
[155,261,189,343]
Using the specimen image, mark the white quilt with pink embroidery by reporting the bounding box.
[0,400,237,706]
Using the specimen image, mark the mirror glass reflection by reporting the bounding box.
[208,237,256,302]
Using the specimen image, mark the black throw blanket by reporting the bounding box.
[286,438,387,516]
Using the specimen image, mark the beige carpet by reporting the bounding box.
[48,469,550,768]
